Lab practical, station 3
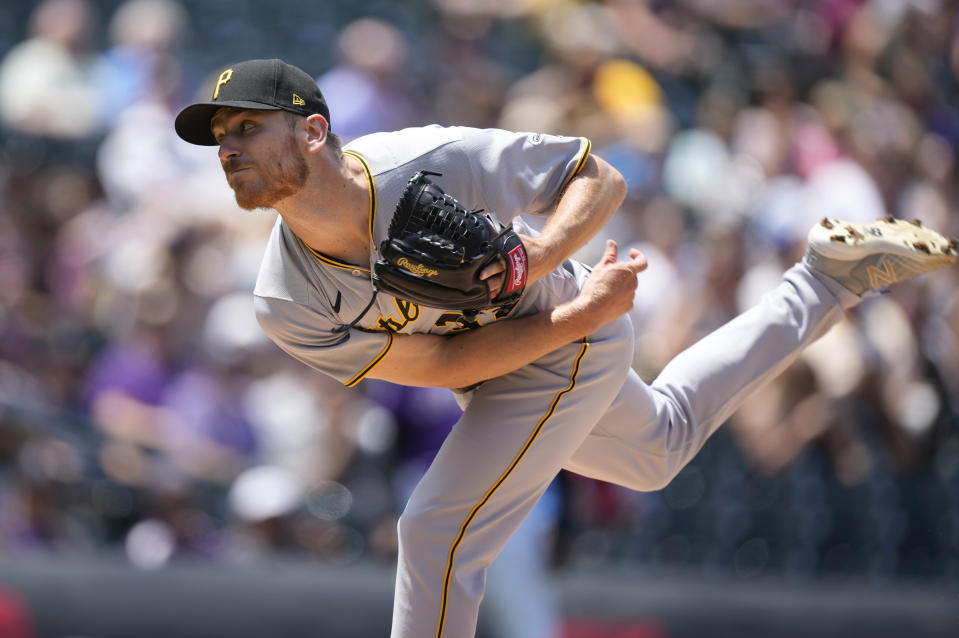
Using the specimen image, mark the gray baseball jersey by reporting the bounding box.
[254,125,591,389]
[251,125,850,638]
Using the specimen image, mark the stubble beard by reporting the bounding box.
[231,136,309,211]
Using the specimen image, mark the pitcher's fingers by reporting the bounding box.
[486,273,505,297]
[600,239,618,265]
[627,248,648,273]
[479,258,506,280]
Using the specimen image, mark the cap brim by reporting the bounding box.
[174,101,282,146]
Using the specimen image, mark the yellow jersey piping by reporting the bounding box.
[562,137,592,190]
[303,149,376,273]
[434,337,590,637]
[345,331,393,387]
[306,246,370,273]
[344,150,377,244]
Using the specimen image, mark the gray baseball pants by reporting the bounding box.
[391,263,853,638]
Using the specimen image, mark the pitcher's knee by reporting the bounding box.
[396,502,429,550]
[397,497,456,561]
[639,467,681,492]
[619,464,680,493]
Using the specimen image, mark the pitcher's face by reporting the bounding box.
[212,109,308,210]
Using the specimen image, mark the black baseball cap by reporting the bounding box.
[175,58,330,146]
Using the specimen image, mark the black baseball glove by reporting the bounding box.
[372,171,528,312]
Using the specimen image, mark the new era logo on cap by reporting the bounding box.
[174,58,331,146]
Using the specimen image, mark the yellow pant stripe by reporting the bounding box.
[435,337,590,638]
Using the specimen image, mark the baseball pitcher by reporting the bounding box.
[174,59,957,638]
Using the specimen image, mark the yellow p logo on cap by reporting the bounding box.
[213,69,233,100]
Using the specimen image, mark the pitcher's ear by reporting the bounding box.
[302,113,330,148]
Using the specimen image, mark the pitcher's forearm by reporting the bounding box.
[368,299,599,389]
[524,155,626,283]
[368,240,646,389]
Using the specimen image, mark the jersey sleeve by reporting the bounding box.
[457,127,591,220]
[254,295,393,387]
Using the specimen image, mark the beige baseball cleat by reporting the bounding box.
[803,217,958,296]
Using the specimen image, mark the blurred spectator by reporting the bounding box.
[316,18,418,142]
[0,0,102,139]
[427,2,515,127]
[0,476,95,555]
[626,197,689,378]
[225,464,305,560]
[93,0,189,121]
[92,0,228,217]
[123,485,223,568]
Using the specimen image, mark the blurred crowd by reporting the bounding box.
[1,0,958,615]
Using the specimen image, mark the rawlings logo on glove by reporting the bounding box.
[396,258,439,278]
[504,245,527,293]
[372,171,528,313]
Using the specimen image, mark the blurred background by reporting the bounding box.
[0,0,958,637]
